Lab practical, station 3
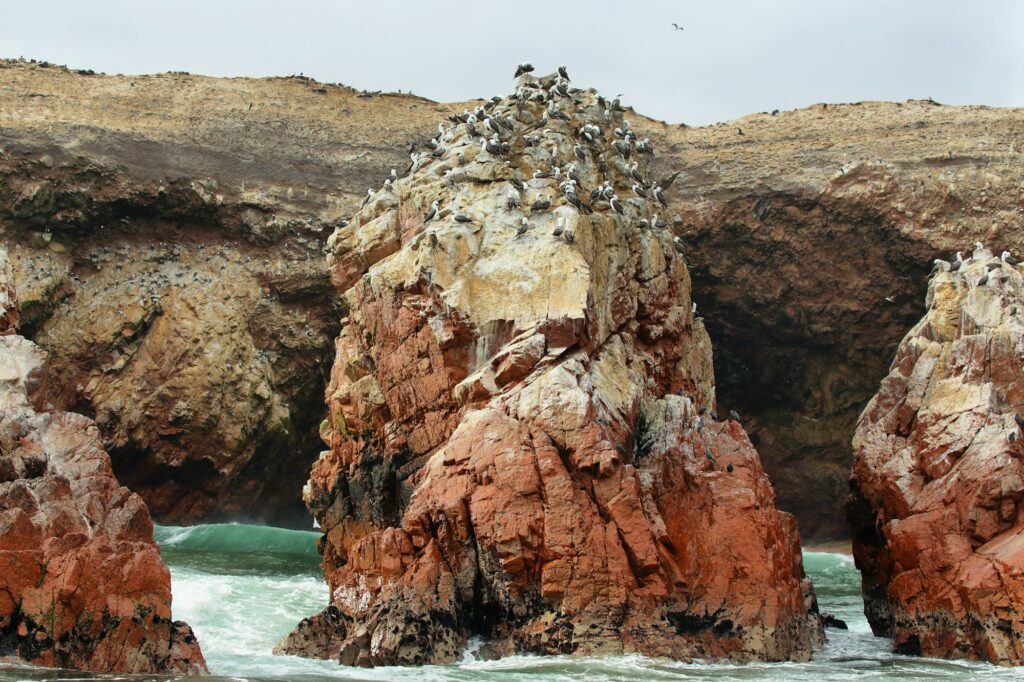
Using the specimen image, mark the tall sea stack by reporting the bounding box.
[277,74,824,666]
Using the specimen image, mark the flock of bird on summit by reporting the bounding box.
[356,63,686,255]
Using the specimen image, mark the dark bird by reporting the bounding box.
[657,170,681,190]
[509,177,526,192]
[1011,432,1018,444]
[1002,251,1020,266]
[632,184,648,199]
[610,195,625,215]
[429,233,438,247]
[737,128,744,136]
[514,63,534,78]
[652,185,667,207]
[727,463,734,473]
[979,266,990,286]
[530,195,552,212]
[729,410,741,421]
[552,219,564,238]
[949,251,965,272]
[516,218,529,237]
[574,144,587,162]
[558,65,570,80]
[671,22,684,31]
[564,229,576,245]
[454,213,473,223]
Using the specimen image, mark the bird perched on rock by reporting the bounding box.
[729,409,741,422]
[514,63,534,78]
[564,229,576,245]
[530,195,553,212]
[610,195,625,214]
[949,251,965,272]
[979,266,990,286]
[558,65,570,80]
[552,219,564,238]
[516,218,529,237]
[632,184,648,199]
[727,463,734,473]
[424,200,439,222]
[1002,251,1020,266]
[454,213,473,223]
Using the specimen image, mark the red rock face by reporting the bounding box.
[0,250,206,675]
[851,251,1024,664]
[279,75,823,665]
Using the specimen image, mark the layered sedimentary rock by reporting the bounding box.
[278,75,823,666]
[850,248,1024,663]
[0,59,451,525]
[0,247,206,674]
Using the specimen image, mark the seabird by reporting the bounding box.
[610,195,625,214]
[614,139,632,160]
[558,65,570,80]
[727,463,734,473]
[973,241,987,259]
[429,233,438,247]
[979,266,990,286]
[530,195,552,212]
[885,296,896,303]
[389,168,398,183]
[931,258,951,274]
[574,144,587,162]
[1002,251,1020,266]
[564,229,576,244]
[632,184,648,199]
[729,410,741,421]
[657,170,681,189]
[672,22,684,31]
[516,219,529,237]
[510,177,526,192]
[533,169,553,179]
[629,162,644,183]
[652,185,668,207]
[454,213,473,223]
[638,218,650,229]
[360,188,375,207]
[949,251,965,272]
[514,63,535,78]
[424,200,439,222]
[553,219,564,237]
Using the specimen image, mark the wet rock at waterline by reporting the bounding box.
[0,246,206,675]
[278,74,825,666]
[851,249,1024,664]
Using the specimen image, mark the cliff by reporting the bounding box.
[0,246,206,674]
[274,72,824,665]
[850,248,1024,664]
[3,58,1023,538]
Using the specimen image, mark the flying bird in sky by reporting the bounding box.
[671,23,684,31]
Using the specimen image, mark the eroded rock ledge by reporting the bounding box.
[851,248,1024,664]
[0,246,206,674]
[277,74,823,665]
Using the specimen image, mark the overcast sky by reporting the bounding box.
[3,0,1022,126]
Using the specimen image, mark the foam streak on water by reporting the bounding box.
[2,524,1019,681]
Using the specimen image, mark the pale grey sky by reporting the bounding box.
[3,0,1022,125]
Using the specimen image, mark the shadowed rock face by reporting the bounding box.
[850,248,1024,664]
[0,59,455,526]
[276,75,823,666]
[0,246,206,675]
[633,101,1024,541]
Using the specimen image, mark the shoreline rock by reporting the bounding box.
[277,75,824,666]
[850,249,1024,664]
[0,246,206,675]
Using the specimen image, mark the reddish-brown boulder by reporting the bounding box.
[278,76,824,665]
[851,248,1024,664]
[0,247,206,675]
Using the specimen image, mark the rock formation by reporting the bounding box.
[0,246,206,674]
[277,74,824,666]
[850,248,1024,664]
[4,59,1023,538]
